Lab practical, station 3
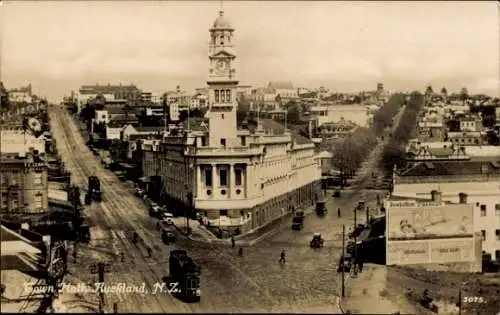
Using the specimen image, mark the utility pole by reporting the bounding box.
[186,191,192,235]
[90,262,111,313]
[341,224,345,298]
[458,286,462,315]
[353,206,357,229]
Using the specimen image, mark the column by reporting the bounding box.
[245,165,250,198]
[211,164,217,194]
[196,165,202,198]
[229,164,235,198]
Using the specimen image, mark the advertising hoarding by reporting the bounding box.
[387,238,475,265]
[387,202,473,240]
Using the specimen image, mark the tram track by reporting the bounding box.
[49,107,195,312]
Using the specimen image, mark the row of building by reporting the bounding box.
[386,93,500,268]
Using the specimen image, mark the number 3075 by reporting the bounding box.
[463,296,485,303]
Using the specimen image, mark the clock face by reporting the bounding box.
[215,60,227,72]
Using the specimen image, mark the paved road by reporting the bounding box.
[49,104,401,313]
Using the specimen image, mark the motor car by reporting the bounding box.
[161,229,176,244]
[161,212,174,225]
[315,201,327,215]
[291,216,304,230]
[310,233,324,248]
[135,187,145,197]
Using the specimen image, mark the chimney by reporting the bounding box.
[430,190,441,202]
[458,192,468,204]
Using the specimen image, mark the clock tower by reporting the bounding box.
[206,10,239,147]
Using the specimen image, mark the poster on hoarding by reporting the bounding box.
[387,240,429,265]
[387,203,473,240]
[430,239,474,263]
[387,238,475,265]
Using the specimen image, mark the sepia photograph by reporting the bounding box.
[0,1,499,314]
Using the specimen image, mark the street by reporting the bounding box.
[48,104,398,313]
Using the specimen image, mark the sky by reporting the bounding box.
[0,1,498,102]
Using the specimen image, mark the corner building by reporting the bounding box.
[142,11,321,233]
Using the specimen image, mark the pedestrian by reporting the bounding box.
[279,249,286,264]
[231,236,235,249]
[359,260,364,273]
[337,208,341,218]
[147,247,152,257]
[238,247,243,257]
[120,252,125,262]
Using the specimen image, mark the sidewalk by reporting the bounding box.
[175,201,319,247]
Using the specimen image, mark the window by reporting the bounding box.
[481,230,486,240]
[225,90,231,103]
[496,229,500,241]
[33,173,42,185]
[219,168,227,186]
[11,194,19,210]
[35,193,43,208]
[495,204,500,216]
[220,138,226,147]
[10,173,18,186]
[204,168,212,186]
[480,205,487,216]
[241,136,246,146]
[235,169,242,186]
[496,250,500,262]
[220,209,228,216]
[1,193,8,209]
[221,114,224,119]
[215,90,220,103]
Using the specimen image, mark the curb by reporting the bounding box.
[178,203,319,247]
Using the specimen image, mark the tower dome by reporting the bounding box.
[212,11,233,30]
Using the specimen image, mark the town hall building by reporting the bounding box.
[142,10,321,234]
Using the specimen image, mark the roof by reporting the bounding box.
[255,86,276,94]
[427,146,453,157]
[317,151,333,159]
[109,114,138,122]
[211,11,233,30]
[181,118,209,132]
[79,84,140,93]
[135,126,165,133]
[269,81,294,90]
[105,107,127,115]
[398,160,500,177]
[248,119,312,145]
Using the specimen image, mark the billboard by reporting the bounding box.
[387,238,475,265]
[387,202,473,240]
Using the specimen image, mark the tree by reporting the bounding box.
[285,100,300,124]
[0,81,10,111]
[459,87,469,101]
[440,87,448,96]
[425,85,434,95]
[237,97,251,123]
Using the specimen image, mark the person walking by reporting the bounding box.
[279,249,286,264]
[337,208,341,218]
[231,236,235,249]
[147,247,152,257]
[238,247,243,257]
